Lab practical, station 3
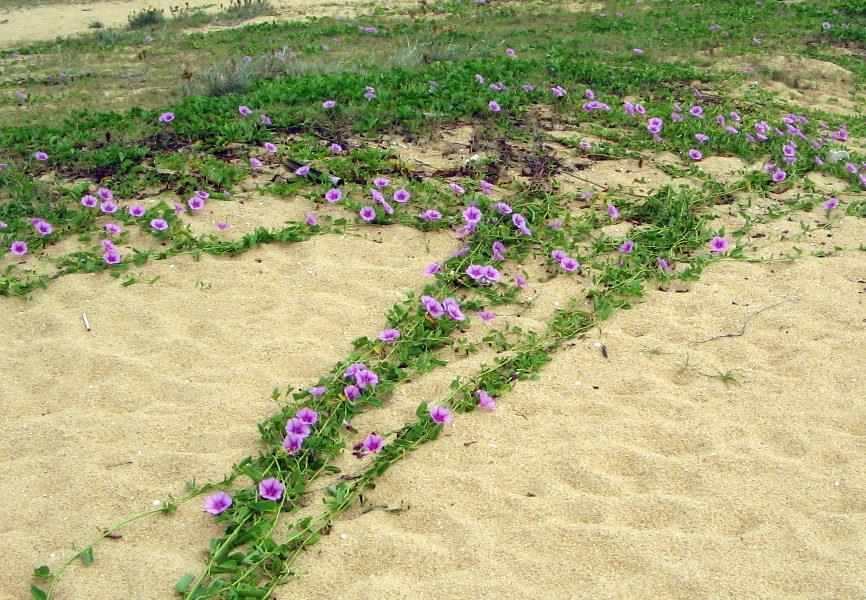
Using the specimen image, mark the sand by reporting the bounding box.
[2,207,864,599]
[0,0,394,49]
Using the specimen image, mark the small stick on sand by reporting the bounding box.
[691,299,796,345]
[81,313,91,331]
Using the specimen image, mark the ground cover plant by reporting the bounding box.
[1,0,864,598]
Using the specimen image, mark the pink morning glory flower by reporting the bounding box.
[81,195,98,208]
[158,112,175,123]
[105,223,122,235]
[188,197,205,211]
[238,105,252,116]
[308,387,327,397]
[478,310,495,321]
[100,202,117,214]
[488,100,501,112]
[633,48,644,54]
[450,182,465,195]
[102,249,121,265]
[492,240,506,260]
[264,142,278,154]
[261,114,272,125]
[514,273,528,287]
[150,219,168,231]
[771,168,787,182]
[296,407,318,425]
[9,241,28,256]
[295,165,310,177]
[373,177,390,188]
[283,433,304,454]
[34,152,49,161]
[259,477,285,501]
[425,262,442,276]
[560,257,580,271]
[325,188,342,203]
[463,206,483,223]
[34,220,53,235]
[689,106,704,118]
[355,368,379,389]
[286,418,311,438]
[344,385,362,402]
[322,100,336,109]
[476,390,495,410]
[128,205,145,217]
[305,213,318,227]
[443,297,465,321]
[215,221,230,231]
[689,149,703,161]
[657,257,671,272]
[204,491,232,515]
[421,295,445,318]
[359,206,376,222]
[620,240,635,253]
[709,236,730,252]
[250,157,263,169]
[505,48,516,57]
[822,198,839,211]
[378,329,400,342]
[494,202,512,214]
[392,188,410,203]
[551,85,567,97]
[607,204,619,219]
[429,405,453,424]
[362,433,384,453]
[419,209,442,221]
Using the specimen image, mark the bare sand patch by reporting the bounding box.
[0,0,394,49]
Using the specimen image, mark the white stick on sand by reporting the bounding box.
[81,313,91,331]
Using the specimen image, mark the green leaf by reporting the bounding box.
[78,547,94,565]
[30,585,48,600]
[175,572,196,593]
[32,566,51,579]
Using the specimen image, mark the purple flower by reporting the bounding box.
[560,257,579,271]
[9,241,28,256]
[359,206,376,222]
[689,149,703,161]
[514,273,527,287]
[522,83,535,92]
[607,204,619,220]
[620,239,635,253]
[633,48,644,55]
[188,197,205,211]
[322,100,336,109]
[492,240,506,261]
[34,151,49,161]
[709,236,730,253]
[329,143,343,153]
[657,257,671,272]
[295,165,310,176]
[355,368,379,389]
[450,182,465,195]
[822,21,831,30]
[150,218,168,231]
[689,106,704,119]
[425,262,442,276]
[101,239,116,252]
[488,100,501,112]
[286,418,311,438]
[0,221,5,228]
[100,202,117,214]
[261,114,272,126]
[344,384,362,402]
[371,177,390,189]
[466,264,501,285]
[421,295,445,318]
[512,213,531,236]
[79,194,98,208]
[378,328,400,343]
[102,250,121,265]
[308,386,327,397]
[494,202,512,215]
[238,105,252,116]
[158,112,175,123]
[476,390,495,410]
[34,220,53,235]
[283,433,304,454]
[463,205,483,223]
[204,491,232,515]
[259,477,285,501]
[249,157,263,169]
[475,73,485,84]
[646,117,663,134]
[443,297,465,321]
[325,188,342,203]
[128,204,145,217]
[344,363,367,378]
[822,197,839,211]
[264,142,278,154]
[419,209,442,222]
[294,408,317,427]
[772,168,787,183]
[393,188,410,203]
[551,249,567,262]
[105,223,122,235]
[370,188,385,204]
[429,405,453,424]
[305,212,318,227]
[709,24,722,32]
[362,433,384,453]
[505,48,516,57]
[551,85,567,97]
